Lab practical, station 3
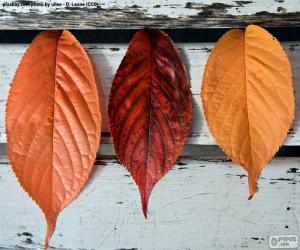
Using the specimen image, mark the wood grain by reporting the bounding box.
[0,155,299,249]
[0,0,299,29]
[1,1,299,250]
[0,42,299,145]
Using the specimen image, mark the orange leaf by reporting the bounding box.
[108,29,192,217]
[6,30,101,248]
[201,25,294,199]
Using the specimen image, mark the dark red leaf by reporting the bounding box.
[108,29,192,217]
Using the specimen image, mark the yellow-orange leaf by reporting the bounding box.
[201,25,294,199]
[6,31,101,248]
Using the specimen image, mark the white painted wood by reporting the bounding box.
[0,42,299,145]
[1,0,299,16]
[0,0,299,29]
[0,2,299,250]
[0,155,299,249]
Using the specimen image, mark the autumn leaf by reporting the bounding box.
[6,30,101,248]
[108,29,192,217]
[201,25,294,199]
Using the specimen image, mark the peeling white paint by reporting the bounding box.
[0,0,299,17]
[0,42,299,145]
[0,156,299,249]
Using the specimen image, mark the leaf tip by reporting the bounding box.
[142,193,148,220]
[248,193,254,200]
[248,183,256,200]
[142,200,148,219]
[44,213,58,249]
[247,170,260,200]
[139,185,151,219]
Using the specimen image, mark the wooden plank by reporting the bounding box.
[0,0,299,29]
[0,155,299,249]
[0,42,299,145]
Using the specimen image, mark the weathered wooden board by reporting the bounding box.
[0,42,299,145]
[0,0,300,29]
[1,1,299,250]
[0,155,299,249]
